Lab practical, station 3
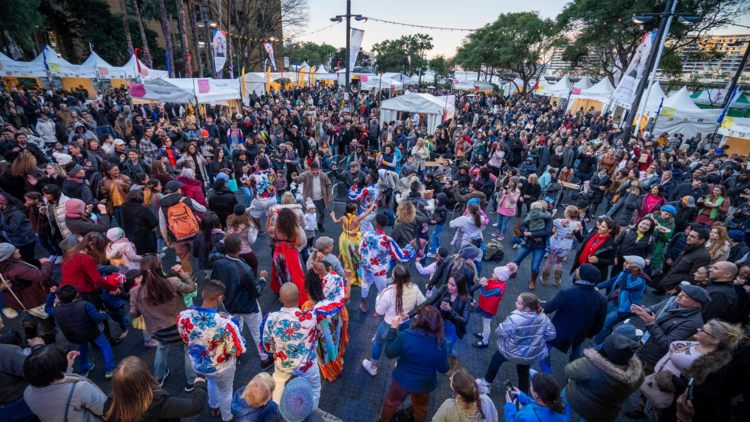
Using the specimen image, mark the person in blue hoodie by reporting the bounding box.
[593,255,648,344]
[520,157,537,178]
[427,192,448,258]
[231,372,279,422]
[503,372,568,422]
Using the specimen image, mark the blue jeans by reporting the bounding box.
[513,246,545,273]
[496,214,513,236]
[78,332,116,372]
[430,224,444,254]
[594,301,630,345]
[96,126,116,138]
[540,343,583,374]
[239,186,253,206]
[154,341,196,383]
[371,320,392,364]
[576,171,592,182]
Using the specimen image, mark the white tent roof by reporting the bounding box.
[455,79,493,91]
[541,75,573,97]
[358,75,403,90]
[380,92,453,133]
[31,47,72,66]
[0,52,48,78]
[123,54,169,80]
[315,65,328,74]
[81,51,138,79]
[638,83,667,114]
[573,76,592,89]
[662,86,704,112]
[29,46,98,78]
[382,73,419,85]
[129,78,239,104]
[81,51,112,68]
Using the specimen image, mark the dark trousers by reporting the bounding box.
[239,251,259,278]
[78,291,111,339]
[485,351,531,394]
[313,198,326,226]
[378,380,430,422]
[18,243,40,269]
[38,233,63,256]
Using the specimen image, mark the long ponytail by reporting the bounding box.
[468,203,481,228]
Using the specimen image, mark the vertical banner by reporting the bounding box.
[309,65,316,86]
[349,28,365,71]
[241,68,246,99]
[264,43,277,71]
[407,54,411,66]
[611,31,657,105]
[266,64,271,92]
[212,30,227,73]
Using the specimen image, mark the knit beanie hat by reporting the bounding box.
[105,273,126,287]
[233,204,247,216]
[0,243,15,262]
[278,378,314,422]
[305,197,316,210]
[578,264,601,284]
[65,198,86,217]
[602,334,639,365]
[106,228,124,242]
[69,164,83,177]
[458,244,481,260]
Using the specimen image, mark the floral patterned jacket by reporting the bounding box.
[348,184,382,214]
[250,168,277,199]
[178,307,247,374]
[260,274,345,375]
[359,230,416,276]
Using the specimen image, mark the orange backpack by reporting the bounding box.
[167,197,199,240]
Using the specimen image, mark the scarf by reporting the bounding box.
[578,232,610,266]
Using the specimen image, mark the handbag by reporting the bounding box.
[227,178,239,192]
[639,357,676,409]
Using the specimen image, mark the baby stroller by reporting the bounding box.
[543,182,563,212]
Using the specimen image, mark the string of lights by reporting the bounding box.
[294,22,343,38]
[230,22,343,42]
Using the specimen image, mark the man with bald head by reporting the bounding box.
[703,261,740,322]
[261,275,345,408]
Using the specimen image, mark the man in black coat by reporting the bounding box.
[724,169,750,207]
[658,228,711,294]
[540,264,607,373]
[669,176,707,202]
[702,261,739,322]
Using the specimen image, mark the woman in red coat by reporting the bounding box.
[175,168,207,219]
[0,243,57,332]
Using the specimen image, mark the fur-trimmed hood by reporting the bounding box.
[681,348,732,385]
[106,239,135,259]
[584,347,643,386]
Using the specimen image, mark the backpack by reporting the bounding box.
[484,239,505,262]
[167,197,199,240]
[385,209,396,226]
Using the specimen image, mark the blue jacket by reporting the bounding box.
[518,218,553,250]
[503,392,568,422]
[664,232,688,262]
[0,205,36,247]
[519,162,537,177]
[230,386,278,422]
[596,269,647,317]
[542,283,607,352]
[209,252,266,315]
[384,327,450,393]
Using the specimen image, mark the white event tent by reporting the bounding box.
[129,78,240,105]
[82,51,136,80]
[455,79,494,93]
[382,72,419,85]
[648,86,720,139]
[538,75,573,98]
[240,72,266,102]
[0,52,48,78]
[573,76,593,90]
[123,54,170,81]
[566,77,615,113]
[379,92,455,134]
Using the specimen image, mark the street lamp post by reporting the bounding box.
[331,1,366,89]
[710,39,750,141]
[196,6,217,76]
[621,1,700,140]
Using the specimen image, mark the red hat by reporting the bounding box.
[200,129,209,137]
[106,273,126,286]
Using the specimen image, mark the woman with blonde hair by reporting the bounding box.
[599,149,618,177]
[45,162,67,187]
[102,163,132,223]
[542,206,582,287]
[230,372,278,421]
[392,201,428,250]
[11,152,46,192]
[706,225,731,265]
[103,356,207,422]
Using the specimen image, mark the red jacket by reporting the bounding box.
[176,176,207,218]
[632,148,653,172]
[477,279,506,316]
[61,252,119,293]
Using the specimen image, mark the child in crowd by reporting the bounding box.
[231,372,279,422]
[472,263,515,348]
[102,274,131,340]
[45,284,116,378]
[304,198,318,249]
[524,201,552,231]
[417,247,449,298]
[274,169,287,201]
[451,198,489,246]
[105,228,142,273]
[427,193,448,258]
[124,269,158,347]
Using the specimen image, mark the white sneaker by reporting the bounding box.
[425,252,435,258]
[2,308,18,319]
[476,378,491,394]
[492,223,498,227]
[162,246,168,252]
[54,256,62,265]
[362,359,377,376]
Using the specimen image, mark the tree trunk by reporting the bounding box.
[158,0,175,76]
[132,0,152,67]
[175,0,192,76]
[185,0,201,76]
[227,0,233,78]
[122,14,134,57]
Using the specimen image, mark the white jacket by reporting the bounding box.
[35,119,56,144]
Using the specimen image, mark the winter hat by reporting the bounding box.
[0,243,15,262]
[470,180,483,191]
[458,244,482,261]
[729,230,746,243]
[233,204,247,216]
[602,334,639,365]
[493,265,513,281]
[164,180,183,193]
[106,228,124,242]
[53,152,72,166]
[660,205,677,215]
[200,129,209,137]
[679,284,711,305]
[623,255,646,270]
[315,236,334,250]
[305,197,315,210]
[510,176,521,185]
[64,198,86,217]
[578,263,601,283]
[613,320,644,340]
[105,273,126,287]
[467,198,481,207]
[69,164,83,177]
[278,378,314,422]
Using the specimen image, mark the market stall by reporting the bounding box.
[566,77,615,113]
[0,52,47,91]
[379,92,455,134]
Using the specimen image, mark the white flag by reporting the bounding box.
[264,43,277,71]
[611,31,657,106]
[349,28,365,71]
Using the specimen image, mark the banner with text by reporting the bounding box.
[212,30,227,73]
[264,43,277,71]
[349,28,365,72]
[611,31,657,106]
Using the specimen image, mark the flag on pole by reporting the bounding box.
[263,43,277,71]
[532,79,539,91]
[718,86,739,124]
[134,48,142,73]
[656,97,664,116]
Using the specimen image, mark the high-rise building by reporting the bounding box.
[666,34,750,78]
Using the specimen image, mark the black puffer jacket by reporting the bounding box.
[410,286,471,339]
[660,243,711,291]
[613,228,655,262]
[208,188,239,228]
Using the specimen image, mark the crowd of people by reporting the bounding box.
[0,79,749,422]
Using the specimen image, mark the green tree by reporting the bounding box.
[557,0,748,84]
[287,42,337,67]
[455,12,559,93]
[429,55,449,87]
[371,34,432,74]
[330,47,373,70]
[0,0,46,51]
